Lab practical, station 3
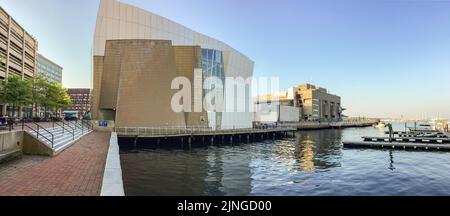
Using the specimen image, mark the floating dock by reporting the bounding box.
[344,130,450,151]
[344,141,450,151]
[362,136,450,144]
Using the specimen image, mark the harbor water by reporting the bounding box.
[119,123,450,196]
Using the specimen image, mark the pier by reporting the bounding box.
[115,126,297,147]
[363,136,450,143]
[344,141,450,151]
[344,128,450,151]
[274,119,378,130]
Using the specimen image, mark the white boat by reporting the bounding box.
[374,122,386,129]
[408,123,439,133]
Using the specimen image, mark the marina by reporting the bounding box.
[1,0,450,200]
[119,124,450,196]
[344,122,450,151]
[115,119,377,148]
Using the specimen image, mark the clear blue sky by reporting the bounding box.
[1,0,450,118]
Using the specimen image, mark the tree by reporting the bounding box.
[31,75,50,117]
[55,84,71,109]
[0,76,33,117]
[42,83,71,116]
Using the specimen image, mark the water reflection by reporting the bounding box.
[119,141,253,196]
[120,126,450,196]
[296,130,343,171]
[389,151,396,171]
[299,140,315,172]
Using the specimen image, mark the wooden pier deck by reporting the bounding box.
[115,126,297,147]
[344,141,450,151]
[116,127,296,138]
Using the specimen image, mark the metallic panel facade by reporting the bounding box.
[93,0,254,129]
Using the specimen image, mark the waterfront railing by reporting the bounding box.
[115,125,296,137]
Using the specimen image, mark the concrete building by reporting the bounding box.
[92,0,254,129]
[0,6,37,80]
[66,88,92,117]
[0,6,38,117]
[254,88,301,123]
[36,54,63,84]
[296,83,342,121]
[255,84,342,123]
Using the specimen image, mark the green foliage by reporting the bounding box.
[32,75,50,108]
[44,83,71,110]
[0,76,33,107]
[0,75,72,117]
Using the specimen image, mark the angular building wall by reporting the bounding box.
[173,46,209,127]
[98,39,212,128]
[93,0,254,129]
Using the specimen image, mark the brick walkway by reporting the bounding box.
[0,132,111,196]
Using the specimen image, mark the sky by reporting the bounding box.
[1,0,449,119]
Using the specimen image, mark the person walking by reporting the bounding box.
[7,117,14,131]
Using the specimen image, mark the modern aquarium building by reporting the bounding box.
[92,0,254,130]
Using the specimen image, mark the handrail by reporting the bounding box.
[115,125,297,137]
[62,121,76,140]
[82,120,94,131]
[29,122,54,137]
[74,120,89,135]
[71,121,83,131]
[22,120,54,148]
[53,120,65,134]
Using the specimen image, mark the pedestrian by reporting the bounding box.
[7,117,14,131]
[3,115,8,126]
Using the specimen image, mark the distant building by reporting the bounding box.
[0,6,38,117]
[296,84,342,121]
[255,84,342,122]
[254,88,302,123]
[66,89,92,117]
[37,54,62,84]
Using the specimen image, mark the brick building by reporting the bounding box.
[66,88,92,117]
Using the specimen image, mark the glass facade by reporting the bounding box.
[202,48,225,129]
[202,48,225,102]
[36,54,63,84]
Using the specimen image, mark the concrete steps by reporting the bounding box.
[28,124,93,155]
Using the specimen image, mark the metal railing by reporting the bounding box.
[53,119,75,140]
[61,121,76,141]
[70,121,83,132]
[115,125,296,137]
[22,120,55,148]
[82,120,94,131]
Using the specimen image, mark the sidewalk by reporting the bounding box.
[0,132,111,196]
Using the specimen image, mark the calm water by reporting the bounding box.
[119,123,450,196]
